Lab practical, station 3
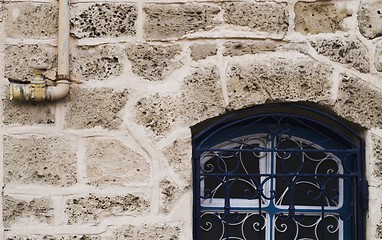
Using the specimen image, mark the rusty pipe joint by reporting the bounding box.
[9,69,47,101]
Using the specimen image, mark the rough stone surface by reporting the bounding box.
[358,2,382,39]
[3,135,77,186]
[373,135,382,179]
[375,42,382,72]
[223,40,286,56]
[334,75,382,128]
[85,138,150,186]
[226,54,333,110]
[71,45,124,80]
[160,178,185,213]
[3,196,53,227]
[223,2,288,35]
[4,3,58,38]
[5,235,100,240]
[164,139,192,183]
[113,224,181,240]
[294,1,351,35]
[71,3,137,38]
[64,88,128,129]
[126,44,182,81]
[5,45,57,82]
[144,3,220,40]
[65,194,149,224]
[2,100,55,125]
[310,36,369,73]
[190,44,217,61]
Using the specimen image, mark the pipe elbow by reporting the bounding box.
[47,80,70,101]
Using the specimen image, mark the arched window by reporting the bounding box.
[192,104,367,240]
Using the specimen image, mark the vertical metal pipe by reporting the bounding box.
[57,0,70,78]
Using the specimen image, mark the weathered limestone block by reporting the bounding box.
[223,2,288,35]
[4,3,58,38]
[179,66,225,125]
[164,138,192,184]
[5,236,100,240]
[160,178,187,213]
[71,3,137,38]
[372,135,382,179]
[294,1,351,35]
[3,196,53,228]
[223,40,286,56]
[190,44,217,61]
[358,2,382,39]
[85,138,150,186]
[126,43,182,81]
[2,100,55,125]
[135,95,179,135]
[144,3,220,40]
[375,42,382,72]
[226,54,333,110]
[64,88,128,129]
[65,194,149,224]
[334,75,382,128]
[5,45,56,82]
[71,45,124,80]
[114,224,181,239]
[3,135,77,186]
[310,36,369,73]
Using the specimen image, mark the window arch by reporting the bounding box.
[192,104,367,240]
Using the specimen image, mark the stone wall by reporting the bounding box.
[0,0,382,239]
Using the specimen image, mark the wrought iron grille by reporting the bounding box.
[192,105,367,240]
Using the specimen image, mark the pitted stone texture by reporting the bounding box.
[85,138,150,186]
[179,66,225,125]
[2,100,55,125]
[310,36,369,73]
[71,45,123,80]
[358,2,382,39]
[135,95,179,135]
[5,235,100,240]
[65,194,149,224]
[375,42,382,72]
[160,178,186,213]
[4,135,77,186]
[294,1,351,35]
[223,40,286,56]
[3,196,53,228]
[372,135,382,179]
[226,55,333,110]
[144,3,220,40]
[71,3,137,38]
[334,75,382,128]
[223,2,288,35]
[126,43,182,81]
[114,224,181,239]
[190,44,217,61]
[5,45,57,82]
[164,139,192,183]
[64,88,128,129]
[4,3,57,38]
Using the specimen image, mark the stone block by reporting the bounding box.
[126,43,182,81]
[310,36,369,73]
[64,88,128,130]
[164,139,192,184]
[3,135,77,186]
[113,224,181,239]
[223,2,288,35]
[85,138,150,186]
[226,54,333,110]
[5,45,57,82]
[375,42,382,72]
[3,195,53,228]
[144,3,220,40]
[334,74,382,128]
[372,135,382,179]
[2,100,55,125]
[71,3,137,38]
[5,235,100,240]
[4,3,58,38]
[294,1,351,35]
[65,194,149,224]
[223,40,286,57]
[71,45,124,80]
[358,2,382,39]
[160,178,186,213]
[190,44,217,61]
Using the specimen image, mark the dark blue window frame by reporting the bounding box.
[192,104,367,240]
